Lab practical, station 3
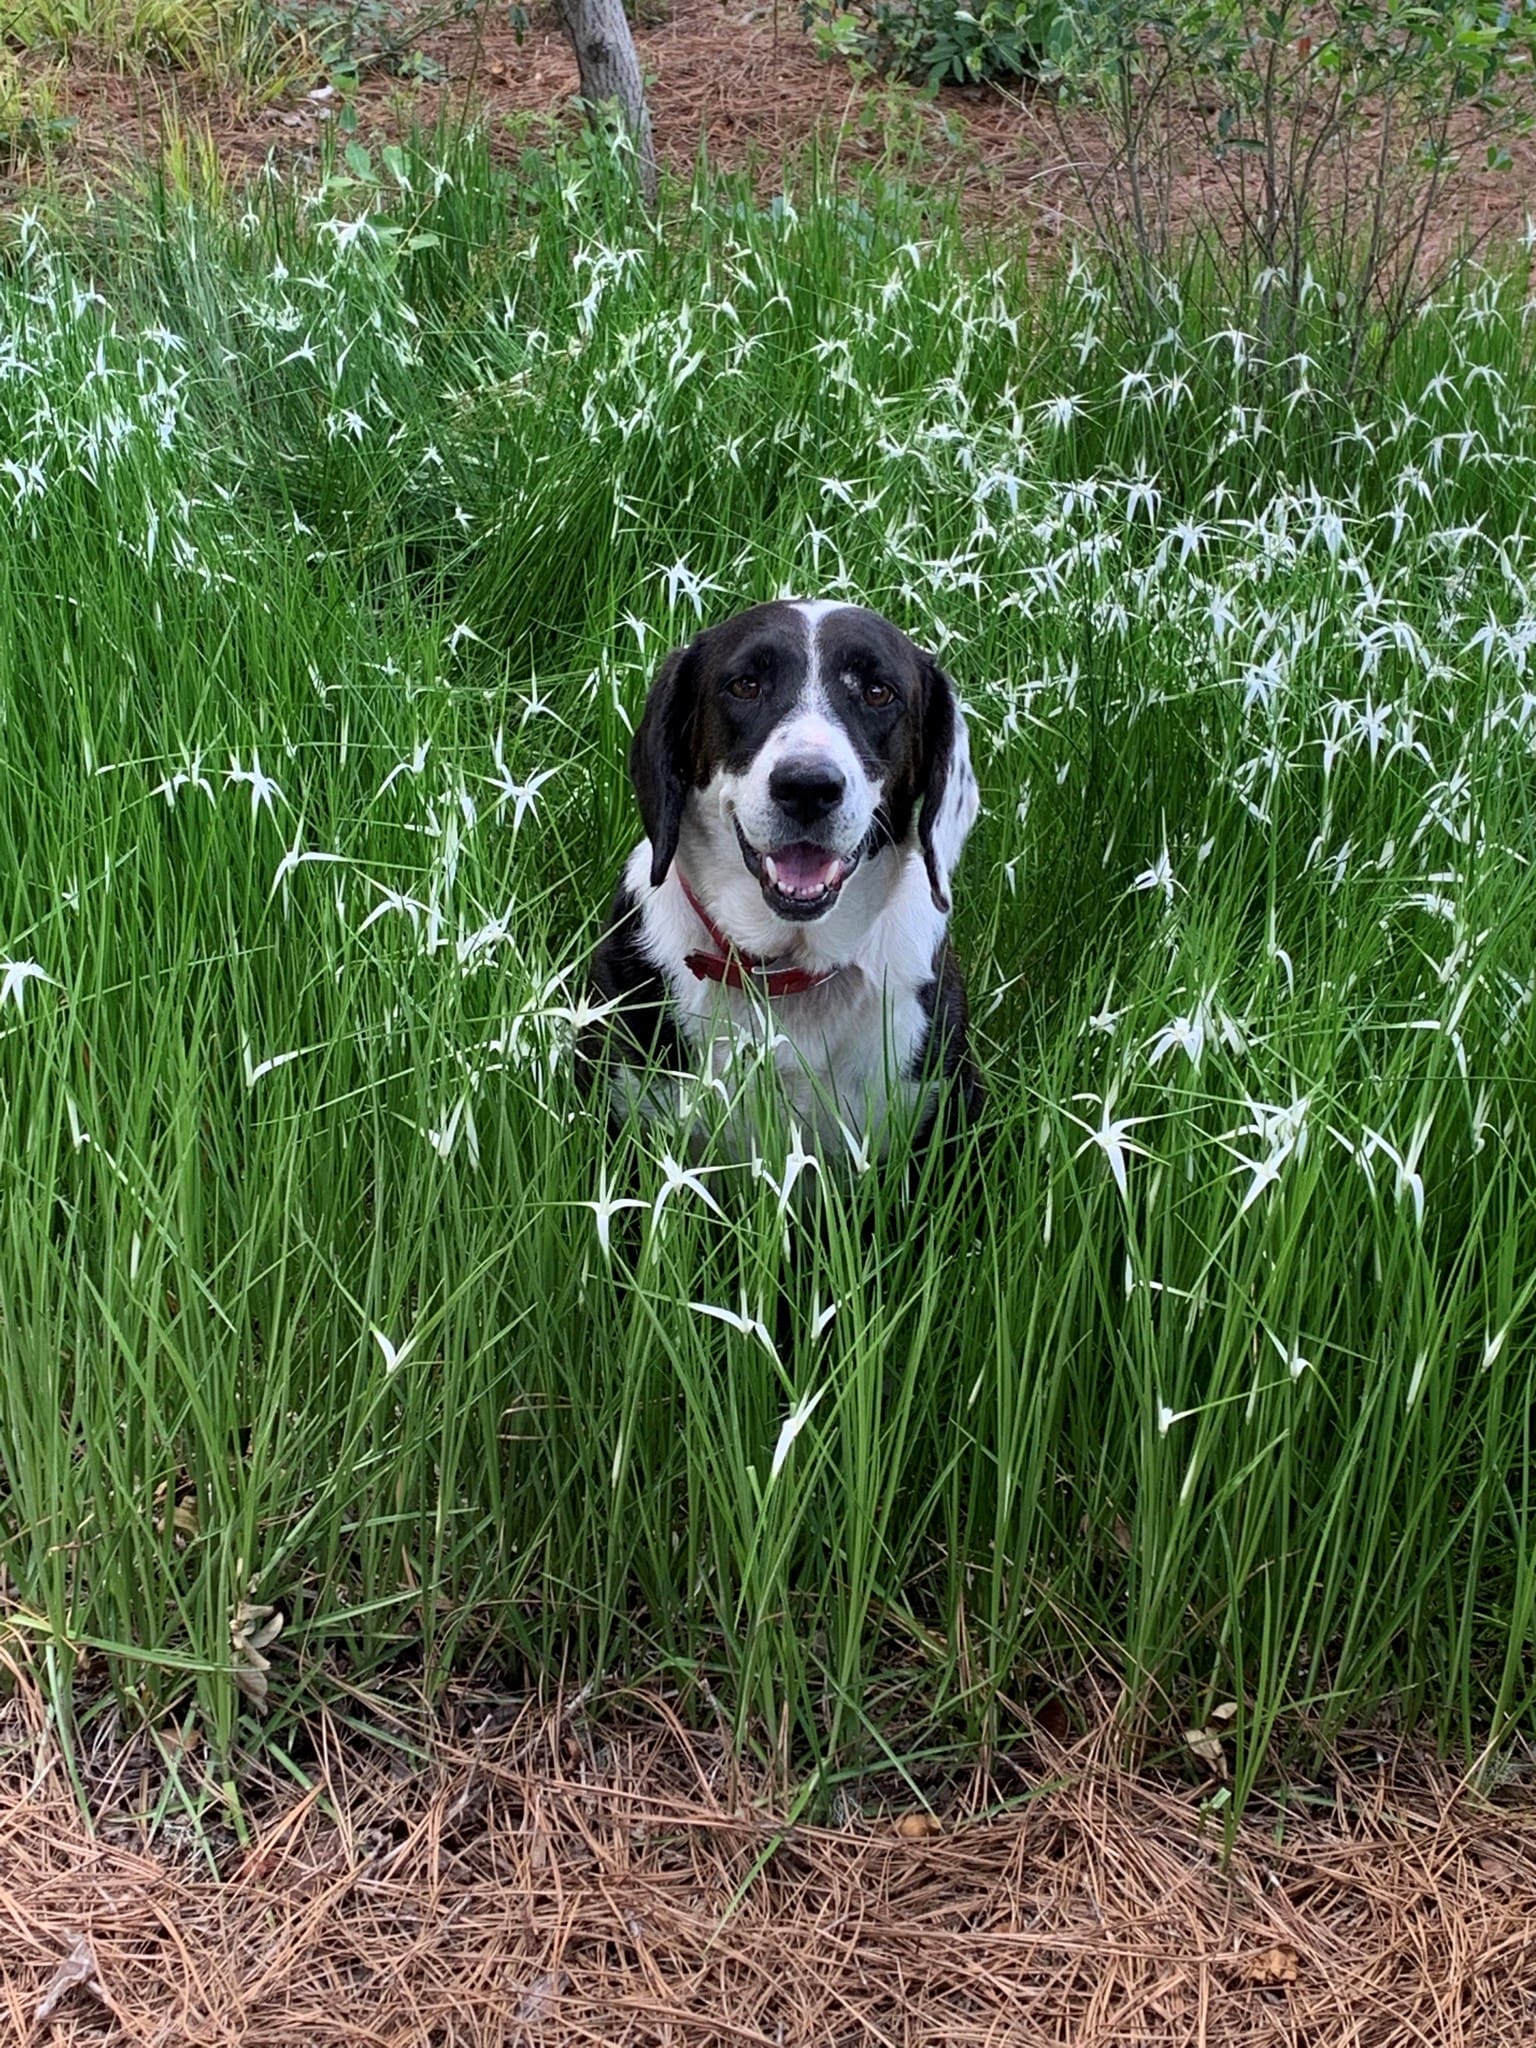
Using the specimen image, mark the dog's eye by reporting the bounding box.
[862,680,896,708]
[726,677,762,701]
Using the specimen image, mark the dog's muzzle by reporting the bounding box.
[733,818,863,921]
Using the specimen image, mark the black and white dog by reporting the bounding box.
[581,600,981,1156]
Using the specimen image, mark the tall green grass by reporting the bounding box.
[1,131,1535,1809]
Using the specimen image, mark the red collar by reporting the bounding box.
[677,873,840,998]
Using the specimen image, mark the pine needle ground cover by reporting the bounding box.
[2,136,1535,1810]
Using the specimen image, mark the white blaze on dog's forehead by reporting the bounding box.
[790,598,859,699]
[723,602,871,832]
[788,599,859,631]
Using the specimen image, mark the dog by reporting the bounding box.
[580,600,981,1158]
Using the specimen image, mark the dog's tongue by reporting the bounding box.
[765,843,844,900]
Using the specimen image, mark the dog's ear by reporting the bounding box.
[917,655,979,914]
[629,643,697,887]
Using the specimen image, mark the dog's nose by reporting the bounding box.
[769,758,846,825]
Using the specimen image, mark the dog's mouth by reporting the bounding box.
[734,820,861,921]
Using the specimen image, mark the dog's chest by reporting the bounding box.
[617,845,944,1153]
[677,968,934,1150]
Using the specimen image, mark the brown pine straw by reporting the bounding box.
[3,1676,1536,2046]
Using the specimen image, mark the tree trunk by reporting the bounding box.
[552,0,657,210]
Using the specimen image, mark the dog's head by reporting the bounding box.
[630,601,978,927]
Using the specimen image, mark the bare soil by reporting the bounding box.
[5,1683,1536,2046]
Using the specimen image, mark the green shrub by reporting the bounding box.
[802,0,1074,88]
[1048,1,1536,387]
